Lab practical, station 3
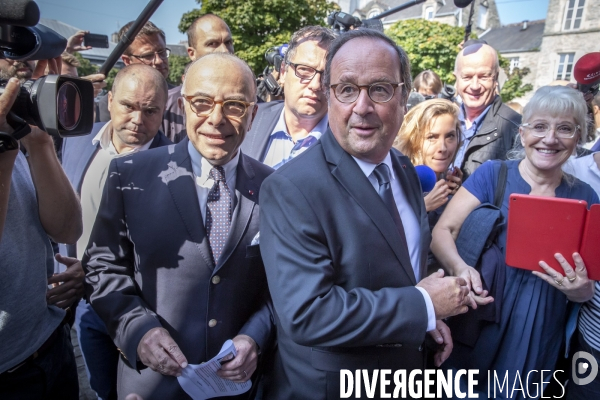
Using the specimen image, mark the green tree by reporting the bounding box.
[500,66,533,103]
[168,55,190,86]
[386,19,470,84]
[179,0,338,74]
[74,52,98,77]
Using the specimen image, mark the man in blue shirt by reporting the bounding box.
[241,26,335,168]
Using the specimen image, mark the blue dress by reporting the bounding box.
[446,160,599,399]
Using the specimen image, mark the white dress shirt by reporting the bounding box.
[353,153,436,332]
[563,153,600,197]
[187,140,239,224]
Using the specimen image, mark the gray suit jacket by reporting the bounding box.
[240,100,284,161]
[259,129,431,400]
[83,139,274,399]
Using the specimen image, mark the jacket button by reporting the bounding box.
[212,275,221,284]
[209,319,217,327]
[486,136,491,140]
[494,132,498,136]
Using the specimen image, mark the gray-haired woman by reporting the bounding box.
[432,85,598,398]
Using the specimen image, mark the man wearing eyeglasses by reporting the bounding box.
[83,53,274,399]
[241,26,335,169]
[453,43,521,179]
[97,21,171,123]
[259,30,474,399]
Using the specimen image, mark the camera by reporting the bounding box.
[257,44,288,99]
[0,0,95,153]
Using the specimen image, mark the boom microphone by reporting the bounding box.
[415,165,437,193]
[454,0,474,8]
[573,52,600,96]
[0,0,40,27]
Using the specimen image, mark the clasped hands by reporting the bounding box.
[137,328,258,382]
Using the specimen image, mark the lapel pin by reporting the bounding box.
[402,164,406,169]
[249,190,255,196]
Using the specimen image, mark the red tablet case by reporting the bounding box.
[506,194,600,280]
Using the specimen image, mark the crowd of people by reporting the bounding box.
[1,10,600,400]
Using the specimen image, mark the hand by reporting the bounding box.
[445,167,463,195]
[0,77,20,134]
[66,30,92,53]
[47,254,85,309]
[137,327,188,376]
[81,73,106,98]
[216,335,258,383]
[454,265,494,306]
[417,269,476,319]
[32,57,62,79]
[424,180,451,212]
[533,252,595,303]
[428,320,453,367]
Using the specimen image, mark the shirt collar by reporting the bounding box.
[352,152,395,181]
[459,100,494,129]
[270,108,329,141]
[187,140,240,186]
[92,121,154,156]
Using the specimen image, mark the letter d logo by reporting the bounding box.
[572,351,599,386]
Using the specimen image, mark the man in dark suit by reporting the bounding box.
[60,64,171,399]
[83,53,273,399]
[260,29,475,399]
[241,26,334,168]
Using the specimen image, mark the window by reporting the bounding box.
[368,9,380,19]
[509,57,520,74]
[556,53,575,80]
[478,5,488,29]
[563,0,585,31]
[425,6,434,20]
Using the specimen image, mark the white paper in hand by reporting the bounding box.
[177,339,252,400]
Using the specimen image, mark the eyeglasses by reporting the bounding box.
[183,95,255,119]
[330,82,404,104]
[521,122,580,139]
[287,62,324,81]
[131,48,171,65]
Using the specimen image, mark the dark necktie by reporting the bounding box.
[372,163,410,256]
[206,166,232,263]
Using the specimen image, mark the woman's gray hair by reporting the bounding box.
[508,85,589,160]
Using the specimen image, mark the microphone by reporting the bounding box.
[415,165,437,193]
[454,0,473,8]
[0,0,40,27]
[573,52,600,96]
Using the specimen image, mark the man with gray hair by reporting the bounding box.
[241,25,335,168]
[260,29,474,399]
[453,43,521,179]
[84,53,274,399]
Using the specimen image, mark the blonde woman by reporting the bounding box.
[394,99,463,213]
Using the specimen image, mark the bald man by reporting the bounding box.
[163,14,235,143]
[83,53,274,399]
[453,43,521,179]
[60,64,172,400]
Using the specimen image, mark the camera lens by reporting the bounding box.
[56,81,81,131]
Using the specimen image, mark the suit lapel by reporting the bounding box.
[254,102,283,161]
[322,131,416,285]
[216,153,258,271]
[162,139,214,269]
[390,152,421,221]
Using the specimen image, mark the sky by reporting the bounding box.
[36,0,551,46]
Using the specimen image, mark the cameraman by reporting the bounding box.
[0,59,83,399]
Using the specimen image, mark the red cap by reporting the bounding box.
[574,52,600,85]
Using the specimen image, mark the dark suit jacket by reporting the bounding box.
[82,139,274,399]
[240,100,284,161]
[259,129,431,400]
[60,121,171,258]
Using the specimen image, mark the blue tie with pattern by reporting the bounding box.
[206,166,232,263]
